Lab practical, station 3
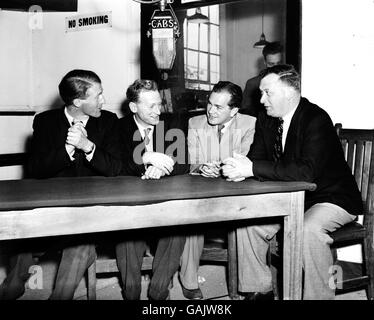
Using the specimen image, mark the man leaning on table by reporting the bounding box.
[0,69,122,300]
[222,64,362,300]
[116,79,188,300]
[179,81,256,299]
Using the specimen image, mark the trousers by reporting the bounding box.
[0,236,96,300]
[116,232,185,300]
[237,202,355,299]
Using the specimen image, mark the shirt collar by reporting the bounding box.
[64,107,89,127]
[133,115,154,138]
[282,106,298,125]
[217,116,235,134]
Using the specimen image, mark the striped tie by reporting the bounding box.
[273,118,283,162]
[144,128,151,146]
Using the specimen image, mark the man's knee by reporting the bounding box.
[303,220,332,246]
[63,244,96,262]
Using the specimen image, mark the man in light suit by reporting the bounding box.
[222,65,362,300]
[179,81,256,299]
[116,79,188,300]
[0,69,122,300]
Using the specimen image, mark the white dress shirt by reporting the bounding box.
[281,106,298,150]
[133,115,154,152]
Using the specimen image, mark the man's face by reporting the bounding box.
[259,73,290,118]
[78,82,105,118]
[131,90,162,126]
[264,53,282,68]
[207,91,238,126]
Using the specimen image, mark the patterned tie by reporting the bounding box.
[218,124,225,143]
[144,128,151,146]
[273,118,284,162]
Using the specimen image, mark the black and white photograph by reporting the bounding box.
[0,0,373,313]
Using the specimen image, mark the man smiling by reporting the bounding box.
[0,69,122,300]
[222,65,362,300]
[180,81,256,299]
[116,79,187,300]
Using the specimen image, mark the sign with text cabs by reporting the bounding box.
[65,12,112,33]
[147,8,180,70]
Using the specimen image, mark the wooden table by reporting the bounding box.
[0,175,316,300]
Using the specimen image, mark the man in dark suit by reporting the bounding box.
[222,64,362,300]
[116,79,187,300]
[241,42,283,117]
[0,69,122,300]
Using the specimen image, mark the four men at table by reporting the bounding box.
[0,66,362,301]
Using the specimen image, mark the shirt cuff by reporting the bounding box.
[65,144,75,161]
[85,143,96,162]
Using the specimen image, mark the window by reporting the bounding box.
[184,5,220,91]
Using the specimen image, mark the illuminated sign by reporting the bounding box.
[147,8,180,71]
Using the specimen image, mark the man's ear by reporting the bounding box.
[283,86,293,100]
[129,101,137,113]
[230,107,239,118]
[72,98,82,108]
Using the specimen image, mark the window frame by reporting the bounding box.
[183,5,220,91]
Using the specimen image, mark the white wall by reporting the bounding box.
[302,0,374,262]
[302,0,374,129]
[0,0,140,180]
[0,12,31,110]
[221,0,286,89]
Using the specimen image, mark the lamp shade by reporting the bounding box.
[187,7,209,24]
[253,33,269,49]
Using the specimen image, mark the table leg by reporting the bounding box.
[283,191,304,300]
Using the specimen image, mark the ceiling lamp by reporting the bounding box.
[253,0,269,48]
[187,7,209,24]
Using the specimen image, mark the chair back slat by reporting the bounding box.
[335,124,374,217]
[361,141,372,201]
[346,140,355,171]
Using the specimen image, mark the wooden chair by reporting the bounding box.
[270,123,374,300]
[86,227,238,300]
[331,123,374,299]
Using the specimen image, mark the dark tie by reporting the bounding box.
[72,119,83,126]
[273,118,283,162]
[144,128,151,146]
[218,124,225,143]
[72,119,84,167]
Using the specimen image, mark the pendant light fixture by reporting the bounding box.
[253,0,269,48]
[187,7,209,24]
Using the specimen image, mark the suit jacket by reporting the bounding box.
[118,113,189,176]
[28,108,122,178]
[241,75,262,117]
[249,97,362,215]
[188,113,256,172]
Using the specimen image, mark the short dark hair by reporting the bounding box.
[260,64,301,92]
[262,41,283,58]
[211,81,243,109]
[58,69,101,105]
[126,79,158,103]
